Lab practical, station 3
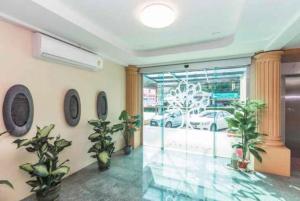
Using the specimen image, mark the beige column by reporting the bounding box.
[253,51,291,176]
[125,65,142,148]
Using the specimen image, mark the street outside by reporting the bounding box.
[143,125,238,158]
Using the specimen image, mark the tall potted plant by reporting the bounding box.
[226,100,266,170]
[118,110,141,155]
[13,124,71,201]
[88,119,121,170]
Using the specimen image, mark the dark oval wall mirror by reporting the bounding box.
[97,91,108,120]
[64,89,81,126]
[3,84,34,137]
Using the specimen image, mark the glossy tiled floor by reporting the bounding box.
[23,147,300,201]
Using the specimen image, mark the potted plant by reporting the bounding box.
[118,110,141,155]
[226,100,266,170]
[88,119,121,171]
[13,124,71,201]
[0,180,13,189]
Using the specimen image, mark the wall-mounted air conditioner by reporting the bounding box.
[32,33,103,71]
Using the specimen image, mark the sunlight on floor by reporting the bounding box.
[142,147,289,201]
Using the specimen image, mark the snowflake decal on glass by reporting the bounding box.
[165,80,211,128]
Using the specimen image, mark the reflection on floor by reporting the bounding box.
[23,147,300,201]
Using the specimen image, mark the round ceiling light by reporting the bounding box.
[140,4,175,28]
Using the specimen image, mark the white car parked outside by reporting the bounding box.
[189,110,232,131]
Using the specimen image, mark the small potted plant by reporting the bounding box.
[88,119,121,171]
[118,110,141,155]
[13,124,71,201]
[226,100,266,170]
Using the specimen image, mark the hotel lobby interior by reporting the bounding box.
[1,1,300,201]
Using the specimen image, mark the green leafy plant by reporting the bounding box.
[0,180,14,189]
[226,100,266,164]
[118,110,141,154]
[88,119,121,170]
[0,131,13,189]
[13,124,71,197]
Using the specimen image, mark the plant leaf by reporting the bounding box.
[249,148,263,163]
[32,164,49,177]
[37,124,55,138]
[0,180,14,189]
[232,144,243,149]
[98,151,110,164]
[54,139,72,152]
[51,166,70,176]
[88,133,100,140]
[26,180,39,188]
[25,147,36,152]
[111,124,123,132]
[0,131,7,136]
[119,110,129,121]
[20,163,34,173]
[13,139,31,148]
[88,120,102,127]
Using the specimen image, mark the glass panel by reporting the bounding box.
[186,69,214,156]
[142,66,249,200]
[163,72,187,152]
[143,66,248,157]
[143,73,165,148]
[212,67,248,158]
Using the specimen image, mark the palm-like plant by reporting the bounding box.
[88,119,121,170]
[118,110,141,155]
[226,100,266,165]
[0,180,14,189]
[13,124,71,199]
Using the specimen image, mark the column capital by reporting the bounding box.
[126,65,139,73]
[254,51,284,61]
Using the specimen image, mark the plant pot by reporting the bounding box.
[36,184,61,201]
[123,146,132,155]
[238,160,250,170]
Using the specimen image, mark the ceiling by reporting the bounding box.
[0,0,300,67]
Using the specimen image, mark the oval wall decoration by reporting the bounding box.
[64,89,81,127]
[97,91,108,120]
[3,85,34,137]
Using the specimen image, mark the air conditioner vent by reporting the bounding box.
[33,33,103,71]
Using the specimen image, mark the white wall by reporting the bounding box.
[0,20,126,201]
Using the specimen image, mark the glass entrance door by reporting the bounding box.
[143,67,247,157]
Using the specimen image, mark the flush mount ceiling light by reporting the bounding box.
[140,4,175,28]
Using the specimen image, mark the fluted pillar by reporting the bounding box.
[255,51,283,146]
[253,51,291,176]
[125,65,142,148]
